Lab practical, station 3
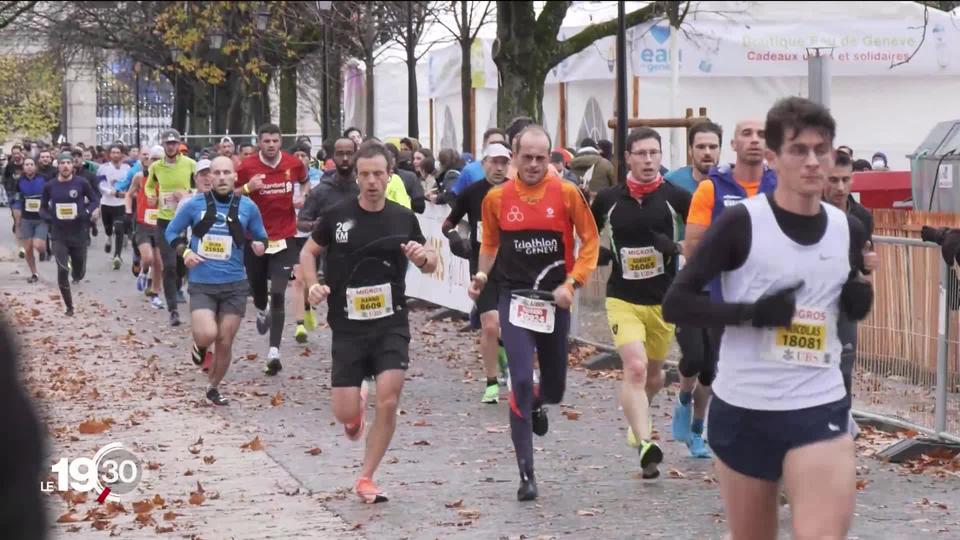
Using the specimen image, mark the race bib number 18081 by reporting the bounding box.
[771,306,834,368]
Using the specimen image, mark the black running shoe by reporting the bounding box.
[639,441,664,479]
[517,472,538,501]
[170,311,181,327]
[65,307,74,317]
[191,344,203,366]
[264,358,283,376]
[206,387,228,406]
[532,406,549,436]
[27,274,38,284]
[104,241,111,254]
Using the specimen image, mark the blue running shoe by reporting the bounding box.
[672,399,693,442]
[136,272,148,292]
[687,433,712,459]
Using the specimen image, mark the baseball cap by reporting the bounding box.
[220,136,234,145]
[195,159,212,173]
[57,152,73,163]
[149,145,164,159]
[483,142,512,160]
[160,129,181,143]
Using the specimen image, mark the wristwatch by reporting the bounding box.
[564,276,581,290]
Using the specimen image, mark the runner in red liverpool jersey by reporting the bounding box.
[236,123,310,376]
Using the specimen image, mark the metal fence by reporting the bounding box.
[569,234,960,443]
[96,55,174,148]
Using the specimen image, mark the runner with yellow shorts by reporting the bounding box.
[591,127,691,479]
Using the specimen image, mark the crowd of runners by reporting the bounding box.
[3,96,879,539]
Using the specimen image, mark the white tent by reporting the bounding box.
[352,1,960,170]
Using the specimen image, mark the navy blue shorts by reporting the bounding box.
[708,395,850,482]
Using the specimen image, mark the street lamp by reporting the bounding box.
[170,46,181,62]
[256,4,270,31]
[133,61,142,148]
[209,26,224,49]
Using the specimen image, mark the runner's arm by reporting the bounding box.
[164,198,195,244]
[245,203,269,244]
[662,206,754,327]
[125,176,141,214]
[563,183,600,288]
[297,188,321,233]
[441,195,468,236]
[684,180,714,257]
[39,183,52,222]
[299,237,326,293]
[83,180,101,215]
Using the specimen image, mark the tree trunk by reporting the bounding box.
[459,0,472,153]
[493,2,548,126]
[279,65,298,147]
[406,44,418,139]
[226,76,245,136]
[364,57,375,137]
[324,43,344,141]
[405,4,419,139]
[171,75,192,134]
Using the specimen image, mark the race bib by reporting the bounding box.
[24,199,41,212]
[162,193,178,209]
[56,203,78,220]
[143,208,159,226]
[266,239,287,254]
[770,306,834,368]
[346,283,394,320]
[508,295,556,333]
[620,246,664,280]
[197,234,232,261]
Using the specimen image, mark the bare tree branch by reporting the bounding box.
[890,4,929,68]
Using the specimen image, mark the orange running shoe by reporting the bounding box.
[344,381,368,441]
[355,476,388,504]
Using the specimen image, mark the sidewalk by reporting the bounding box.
[0,249,359,538]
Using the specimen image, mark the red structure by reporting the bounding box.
[851,171,913,210]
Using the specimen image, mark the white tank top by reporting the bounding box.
[713,195,849,411]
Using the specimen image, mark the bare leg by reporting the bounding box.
[332,387,363,425]
[479,310,500,380]
[783,436,855,539]
[359,369,405,480]
[22,238,36,275]
[715,457,780,540]
[209,314,242,388]
[618,340,652,440]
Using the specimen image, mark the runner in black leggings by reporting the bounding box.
[40,153,100,315]
[469,125,599,501]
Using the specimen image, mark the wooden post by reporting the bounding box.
[685,108,693,165]
[632,76,639,118]
[558,82,567,149]
[470,88,477,155]
[429,98,434,150]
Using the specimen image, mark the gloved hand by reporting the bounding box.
[840,277,873,321]
[598,246,613,266]
[749,282,803,328]
[445,229,472,260]
[651,232,680,256]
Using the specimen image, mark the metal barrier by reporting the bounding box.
[569,234,960,443]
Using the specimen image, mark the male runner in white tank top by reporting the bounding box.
[663,96,874,540]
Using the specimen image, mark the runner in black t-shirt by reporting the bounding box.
[442,142,512,403]
[299,141,437,505]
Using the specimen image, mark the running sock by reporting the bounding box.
[486,377,498,387]
[691,418,704,435]
[679,390,692,405]
[207,383,218,392]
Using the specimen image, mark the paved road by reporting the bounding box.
[2,210,958,539]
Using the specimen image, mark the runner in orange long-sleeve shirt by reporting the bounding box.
[467,125,599,502]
